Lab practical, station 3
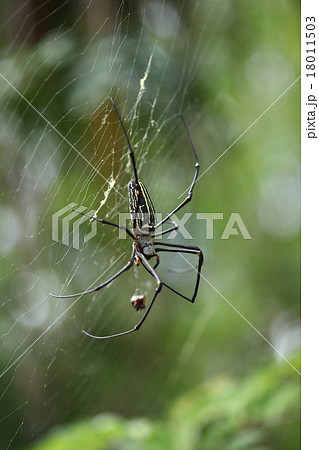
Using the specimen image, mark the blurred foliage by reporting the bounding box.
[34,357,300,450]
[0,0,300,448]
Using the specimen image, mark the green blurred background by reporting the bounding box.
[0,0,300,449]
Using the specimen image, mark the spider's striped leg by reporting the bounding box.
[82,252,163,339]
[49,245,136,299]
[155,116,199,228]
[154,242,204,303]
[72,209,134,239]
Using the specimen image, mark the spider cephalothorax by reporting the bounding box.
[135,230,156,259]
[50,98,203,339]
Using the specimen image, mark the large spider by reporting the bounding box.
[50,99,203,339]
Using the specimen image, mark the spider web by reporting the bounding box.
[0,1,300,447]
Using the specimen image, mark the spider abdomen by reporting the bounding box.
[128,179,156,232]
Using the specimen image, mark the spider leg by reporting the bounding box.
[49,245,136,299]
[153,254,160,270]
[154,242,203,303]
[72,209,134,239]
[140,259,192,302]
[155,116,199,228]
[154,241,203,251]
[110,98,145,222]
[82,252,163,339]
[151,220,179,238]
[110,97,139,184]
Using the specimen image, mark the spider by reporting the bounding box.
[50,98,204,339]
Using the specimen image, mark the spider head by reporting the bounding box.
[130,294,146,311]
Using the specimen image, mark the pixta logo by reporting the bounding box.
[52,203,97,249]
